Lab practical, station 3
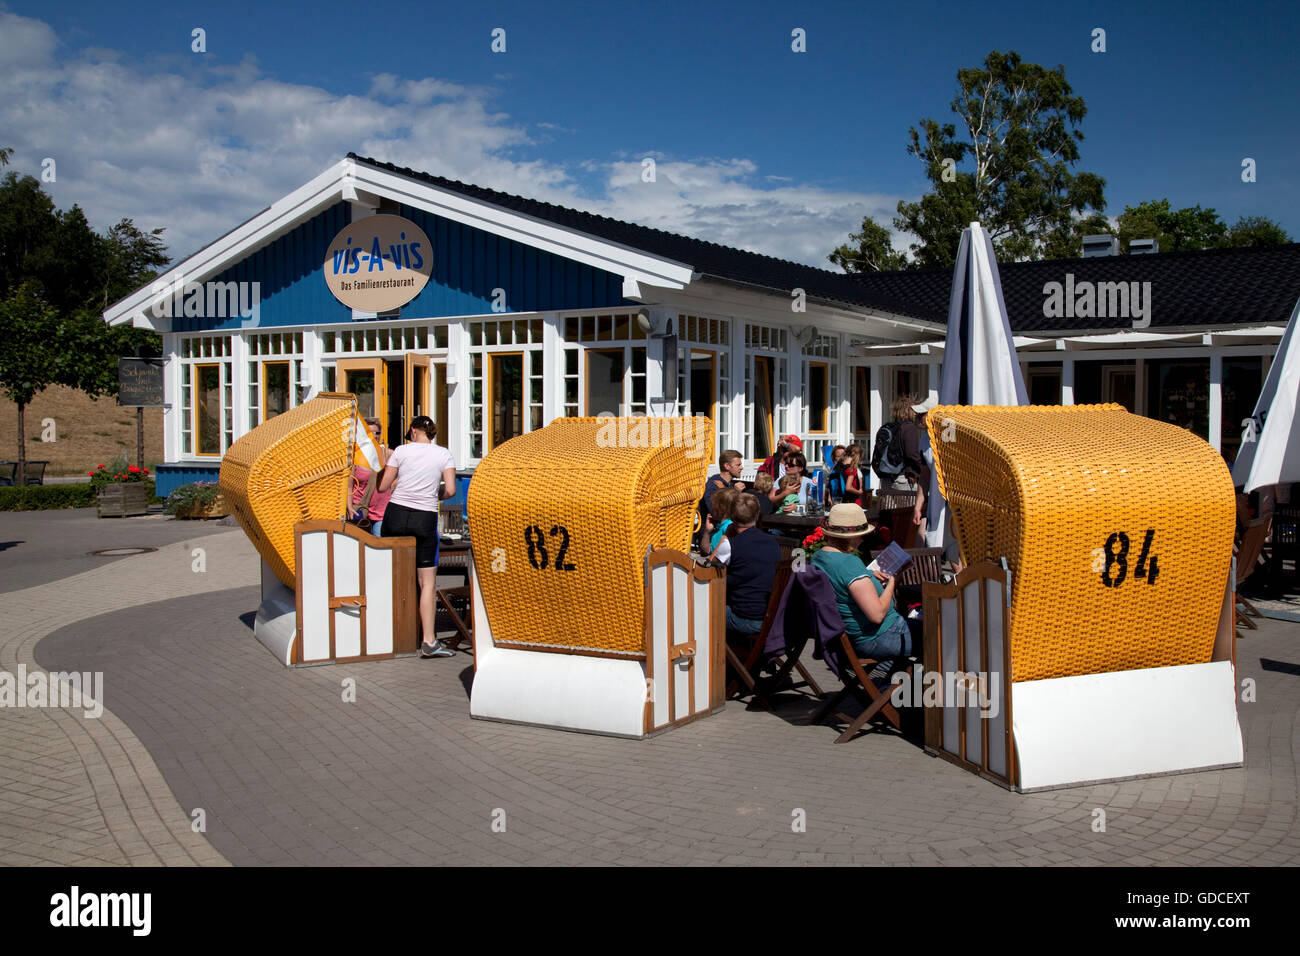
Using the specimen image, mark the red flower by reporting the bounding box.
[87,471,94,477]
[801,527,826,548]
[128,465,140,473]
[97,464,106,469]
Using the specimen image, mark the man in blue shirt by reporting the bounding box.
[725,493,780,635]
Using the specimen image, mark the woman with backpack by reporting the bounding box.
[871,396,929,492]
[871,396,931,548]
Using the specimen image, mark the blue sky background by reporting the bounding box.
[3,0,1296,266]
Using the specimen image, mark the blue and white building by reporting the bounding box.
[103,154,942,495]
[105,155,1300,496]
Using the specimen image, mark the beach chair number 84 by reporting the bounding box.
[524,525,577,571]
[1092,529,1159,587]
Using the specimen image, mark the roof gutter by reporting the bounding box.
[691,272,944,335]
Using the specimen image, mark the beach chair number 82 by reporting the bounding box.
[524,525,577,571]
[1095,529,1159,587]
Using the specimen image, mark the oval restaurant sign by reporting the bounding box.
[324,214,433,312]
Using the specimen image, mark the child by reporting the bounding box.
[747,471,775,517]
[777,473,802,513]
[704,486,741,565]
[824,444,848,505]
[841,450,865,506]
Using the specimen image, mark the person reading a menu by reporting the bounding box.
[811,503,918,660]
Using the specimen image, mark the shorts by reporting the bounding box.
[382,502,439,567]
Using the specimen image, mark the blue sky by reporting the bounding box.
[2,0,1296,266]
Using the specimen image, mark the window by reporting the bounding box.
[1075,360,1136,411]
[195,364,222,456]
[853,367,871,435]
[1147,359,1209,438]
[753,356,775,459]
[1221,357,1266,465]
[586,348,625,417]
[807,362,829,432]
[179,334,233,456]
[489,352,524,451]
[262,362,290,421]
[683,350,717,422]
[468,319,543,459]
[1027,364,1062,405]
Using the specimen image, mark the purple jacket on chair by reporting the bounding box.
[763,565,849,677]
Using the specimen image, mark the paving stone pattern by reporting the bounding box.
[19,528,1300,866]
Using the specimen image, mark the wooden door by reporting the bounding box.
[337,358,389,446]
[404,353,431,437]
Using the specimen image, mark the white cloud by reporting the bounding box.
[0,11,910,269]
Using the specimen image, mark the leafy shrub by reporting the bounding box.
[0,484,98,511]
[164,481,222,516]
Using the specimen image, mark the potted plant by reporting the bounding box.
[91,455,154,517]
[800,526,828,556]
[164,481,228,519]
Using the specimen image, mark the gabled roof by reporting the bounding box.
[347,154,935,320]
[106,153,939,328]
[849,242,1300,333]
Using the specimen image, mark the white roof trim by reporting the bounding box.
[104,157,697,329]
[105,160,349,327]
[851,324,1286,358]
[350,162,694,294]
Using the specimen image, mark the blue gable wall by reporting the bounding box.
[173,200,629,332]
[173,204,352,333]
[396,204,628,316]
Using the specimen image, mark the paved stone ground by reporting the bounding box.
[0,526,251,865]
[0,507,231,593]
[12,525,1299,866]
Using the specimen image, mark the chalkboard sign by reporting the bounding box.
[118,357,166,407]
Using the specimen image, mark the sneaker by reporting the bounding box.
[420,640,453,658]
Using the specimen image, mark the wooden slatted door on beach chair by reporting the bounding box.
[725,561,825,709]
[870,546,945,588]
[1235,516,1271,637]
[812,632,912,743]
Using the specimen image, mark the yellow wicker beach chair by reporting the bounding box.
[467,416,713,657]
[220,393,362,587]
[927,403,1235,682]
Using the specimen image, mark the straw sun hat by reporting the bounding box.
[819,503,876,539]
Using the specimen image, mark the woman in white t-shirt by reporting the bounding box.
[378,415,457,659]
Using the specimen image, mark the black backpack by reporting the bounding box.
[871,421,906,483]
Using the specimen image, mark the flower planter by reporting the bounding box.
[97,482,151,518]
[175,493,229,520]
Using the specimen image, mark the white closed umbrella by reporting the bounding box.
[926,222,1028,553]
[1232,295,1300,493]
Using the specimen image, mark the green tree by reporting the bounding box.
[1116,199,1227,252]
[0,154,169,482]
[890,50,1107,267]
[0,282,76,484]
[828,217,907,272]
[1224,215,1292,248]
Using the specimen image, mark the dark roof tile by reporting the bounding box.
[850,243,1300,333]
[349,154,936,321]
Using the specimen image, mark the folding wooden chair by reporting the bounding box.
[434,503,474,651]
[1235,516,1270,638]
[812,632,913,742]
[725,561,825,708]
